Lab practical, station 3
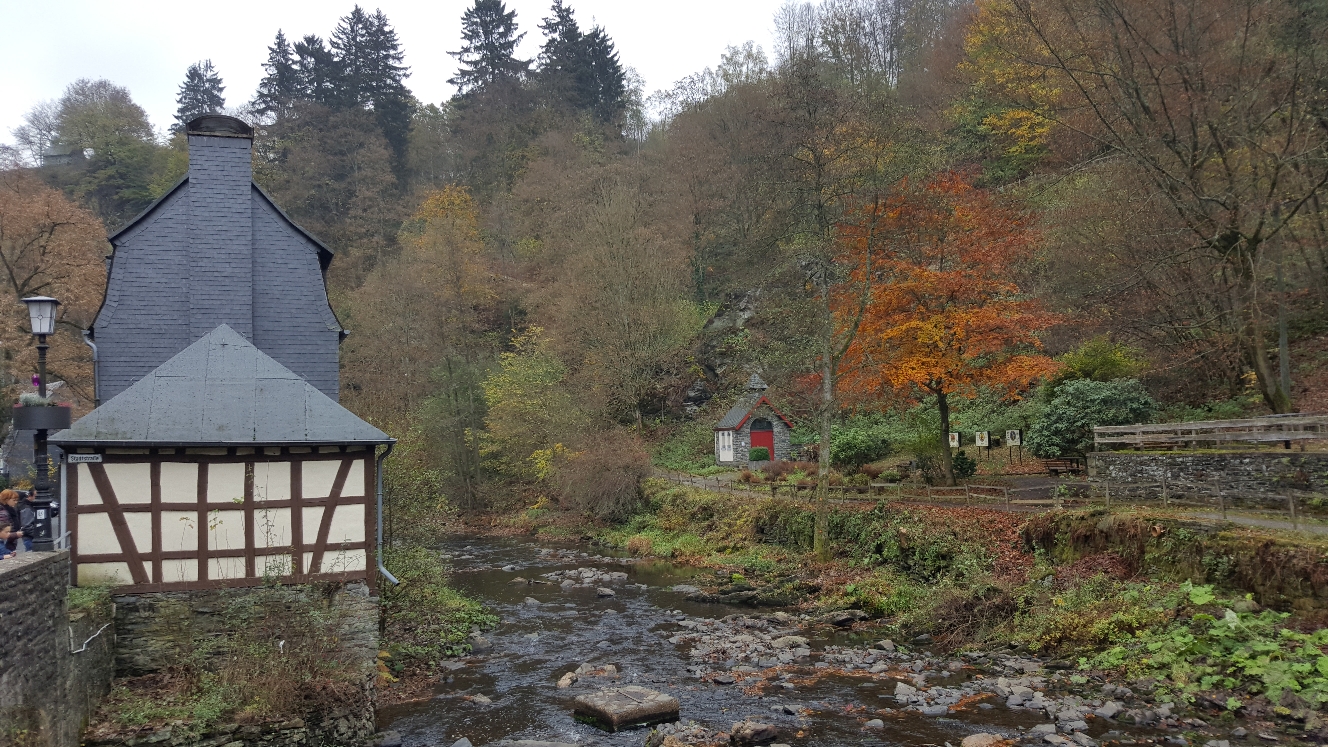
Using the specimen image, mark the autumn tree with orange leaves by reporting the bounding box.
[839,172,1059,485]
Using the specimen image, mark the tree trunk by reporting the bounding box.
[937,390,956,487]
[1247,314,1293,413]
[813,352,834,561]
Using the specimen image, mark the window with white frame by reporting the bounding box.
[716,430,734,461]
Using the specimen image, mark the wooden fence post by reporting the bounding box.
[1217,481,1226,520]
[1162,473,1169,506]
[1289,492,1299,531]
[1105,479,1111,509]
[1004,486,1010,509]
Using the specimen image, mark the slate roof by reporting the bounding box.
[51,325,392,447]
[715,374,794,431]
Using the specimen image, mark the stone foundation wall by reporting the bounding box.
[0,551,115,747]
[95,583,379,747]
[1087,451,1328,508]
[112,582,378,676]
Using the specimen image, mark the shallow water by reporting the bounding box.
[376,537,1082,746]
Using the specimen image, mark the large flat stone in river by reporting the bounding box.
[572,686,680,732]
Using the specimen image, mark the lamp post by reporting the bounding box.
[22,296,59,552]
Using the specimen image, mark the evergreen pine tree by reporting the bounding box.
[172,60,225,133]
[363,9,413,174]
[536,0,588,106]
[583,26,626,124]
[253,30,299,120]
[331,5,373,105]
[448,0,530,93]
[294,35,343,106]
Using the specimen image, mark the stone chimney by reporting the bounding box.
[186,115,254,340]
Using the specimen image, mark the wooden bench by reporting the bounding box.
[1042,458,1085,476]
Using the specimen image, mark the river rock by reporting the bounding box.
[920,704,949,715]
[1095,702,1122,719]
[771,636,809,649]
[376,731,402,747]
[524,597,541,605]
[672,584,701,594]
[730,721,779,745]
[451,740,473,747]
[557,672,576,688]
[509,577,528,584]
[597,587,616,597]
[470,636,492,653]
[873,639,896,651]
[491,742,580,747]
[962,734,1008,747]
[865,719,885,728]
[713,673,737,685]
[572,686,680,732]
[471,693,492,704]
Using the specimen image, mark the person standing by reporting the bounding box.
[0,490,26,554]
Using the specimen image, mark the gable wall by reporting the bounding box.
[94,137,342,401]
[251,195,340,398]
[94,188,194,401]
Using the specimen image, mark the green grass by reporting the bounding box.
[381,546,498,665]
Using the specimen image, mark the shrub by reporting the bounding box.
[625,535,653,555]
[845,473,871,487]
[1026,378,1157,457]
[738,469,759,483]
[830,415,892,468]
[858,464,883,479]
[952,450,977,480]
[749,446,770,461]
[555,435,651,520]
[763,461,798,480]
[878,471,901,482]
[651,419,719,473]
[383,546,498,663]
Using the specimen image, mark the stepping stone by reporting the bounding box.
[572,686,680,732]
[731,721,779,745]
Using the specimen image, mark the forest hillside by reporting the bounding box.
[4,0,1327,519]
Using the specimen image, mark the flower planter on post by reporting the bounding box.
[12,405,72,431]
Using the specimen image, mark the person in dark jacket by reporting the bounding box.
[1,490,24,554]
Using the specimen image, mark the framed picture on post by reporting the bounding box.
[1006,430,1022,446]
[975,431,989,447]
[948,432,960,448]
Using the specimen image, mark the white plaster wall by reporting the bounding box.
[328,503,365,544]
[209,463,245,503]
[301,506,324,544]
[124,513,152,553]
[206,510,246,551]
[159,462,198,502]
[78,562,131,585]
[320,548,367,573]
[345,460,365,496]
[76,464,101,505]
[253,461,291,502]
[252,507,292,548]
[78,514,120,555]
[161,558,199,583]
[258,553,293,577]
[210,556,246,580]
[303,460,341,498]
[160,511,199,551]
[106,463,151,504]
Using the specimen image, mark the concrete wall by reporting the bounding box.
[0,552,114,747]
[1087,451,1328,507]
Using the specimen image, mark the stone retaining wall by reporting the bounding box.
[1087,451,1328,508]
[0,551,115,747]
[92,583,379,747]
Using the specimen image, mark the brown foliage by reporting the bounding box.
[0,169,106,413]
[554,433,651,520]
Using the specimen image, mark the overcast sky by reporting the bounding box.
[1,0,786,142]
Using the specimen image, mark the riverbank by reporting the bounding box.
[441,478,1328,743]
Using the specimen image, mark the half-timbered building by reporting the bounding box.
[50,115,393,594]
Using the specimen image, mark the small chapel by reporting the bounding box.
[713,375,793,467]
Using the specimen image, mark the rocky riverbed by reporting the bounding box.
[375,537,1303,747]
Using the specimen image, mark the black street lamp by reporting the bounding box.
[22,296,60,552]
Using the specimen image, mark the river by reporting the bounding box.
[375,536,1139,747]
